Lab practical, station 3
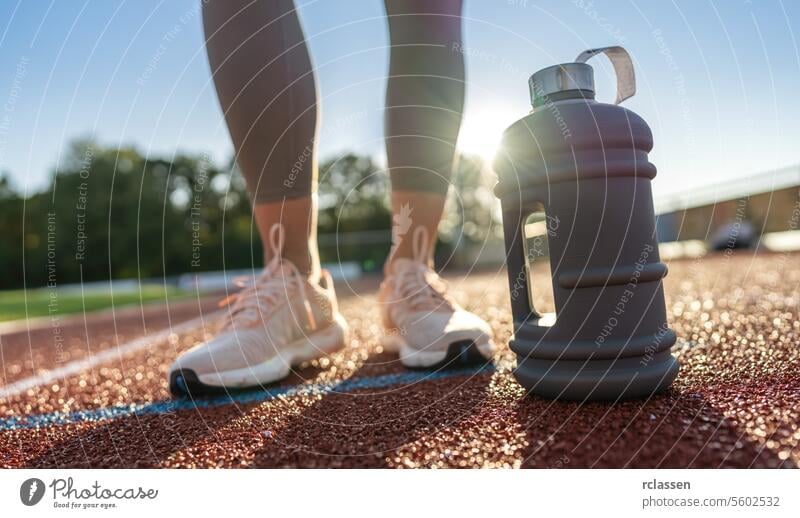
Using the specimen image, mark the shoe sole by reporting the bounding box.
[382,334,494,369]
[170,314,349,397]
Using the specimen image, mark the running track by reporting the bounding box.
[1,253,798,468]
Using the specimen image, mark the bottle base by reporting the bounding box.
[513,349,679,401]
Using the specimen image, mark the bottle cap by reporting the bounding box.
[529,46,636,109]
[529,62,595,108]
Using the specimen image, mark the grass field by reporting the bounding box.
[0,284,189,322]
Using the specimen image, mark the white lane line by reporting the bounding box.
[0,313,218,401]
[0,303,160,337]
[0,315,59,337]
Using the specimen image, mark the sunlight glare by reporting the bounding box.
[457,108,518,162]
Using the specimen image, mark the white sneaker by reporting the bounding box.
[379,227,494,368]
[169,224,348,396]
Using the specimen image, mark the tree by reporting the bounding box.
[1,141,500,289]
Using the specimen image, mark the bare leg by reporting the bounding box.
[388,191,446,270]
[252,195,320,281]
[203,0,320,279]
[383,0,465,269]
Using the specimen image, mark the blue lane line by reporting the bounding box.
[0,366,495,431]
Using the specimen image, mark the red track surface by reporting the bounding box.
[1,252,798,468]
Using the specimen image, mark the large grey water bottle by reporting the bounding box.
[493,47,679,400]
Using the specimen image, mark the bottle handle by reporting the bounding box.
[502,205,542,325]
[575,46,636,105]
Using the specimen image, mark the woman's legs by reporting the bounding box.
[177,0,487,391]
[383,0,465,269]
[204,0,464,276]
[203,0,320,280]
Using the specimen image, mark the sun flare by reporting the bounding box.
[457,108,518,163]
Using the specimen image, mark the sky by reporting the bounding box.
[1,0,799,200]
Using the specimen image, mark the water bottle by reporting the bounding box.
[493,47,679,400]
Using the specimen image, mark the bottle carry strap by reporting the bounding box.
[576,46,636,105]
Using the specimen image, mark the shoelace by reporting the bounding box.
[219,224,317,331]
[392,226,455,312]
